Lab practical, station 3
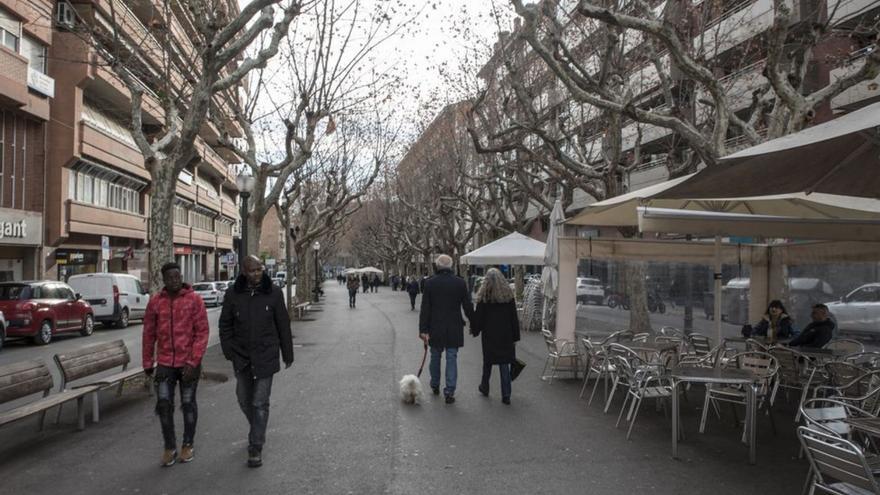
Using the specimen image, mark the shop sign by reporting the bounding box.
[55,250,98,265]
[0,208,42,246]
[174,246,193,255]
[101,236,110,261]
[27,68,55,98]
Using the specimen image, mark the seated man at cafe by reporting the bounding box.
[787,304,835,349]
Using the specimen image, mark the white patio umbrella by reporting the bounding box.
[542,200,564,332]
[358,266,384,274]
[460,232,546,265]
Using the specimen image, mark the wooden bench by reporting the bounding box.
[294,302,311,319]
[0,359,97,431]
[53,339,145,424]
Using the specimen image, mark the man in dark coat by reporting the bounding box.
[419,254,474,404]
[219,255,294,468]
[788,304,836,348]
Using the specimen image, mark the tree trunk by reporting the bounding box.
[514,265,525,302]
[295,245,314,304]
[247,214,265,257]
[148,164,177,292]
[626,262,653,332]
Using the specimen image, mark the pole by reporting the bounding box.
[713,235,722,344]
[239,192,250,263]
[313,248,319,303]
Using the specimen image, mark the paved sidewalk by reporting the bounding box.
[0,283,807,494]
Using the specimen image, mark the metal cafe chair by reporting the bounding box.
[613,354,673,440]
[798,426,880,495]
[768,346,820,422]
[700,351,779,437]
[541,329,581,384]
[825,339,866,356]
[580,338,615,403]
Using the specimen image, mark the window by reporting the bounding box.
[71,169,141,214]
[217,220,233,236]
[191,210,214,231]
[0,9,20,52]
[21,35,46,73]
[174,204,190,225]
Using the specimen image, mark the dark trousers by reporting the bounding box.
[349,289,357,307]
[235,370,274,450]
[480,362,512,400]
[154,365,199,450]
[409,293,417,310]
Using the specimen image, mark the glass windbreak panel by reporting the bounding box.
[0,284,31,300]
[574,258,752,344]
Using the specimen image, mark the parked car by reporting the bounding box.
[720,277,835,325]
[826,283,880,334]
[272,272,287,287]
[0,281,94,345]
[576,277,605,304]
[67,273,149,329]
[0,310,6,352]
[192,282,226,307]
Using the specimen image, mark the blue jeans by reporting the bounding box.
[429,346,458,396]
[235,370,274,450]
[481,362,512,399]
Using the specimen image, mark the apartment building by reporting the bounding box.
[0,0,53,281]
[44,0,243,284]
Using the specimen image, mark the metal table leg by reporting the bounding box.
[748,383,757,465]
[672,379,679,459]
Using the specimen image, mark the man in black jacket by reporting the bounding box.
[219,256,294,468]
[788,304,836,348]
[419,254,474,404]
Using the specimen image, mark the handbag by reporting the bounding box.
[511,358,526,381]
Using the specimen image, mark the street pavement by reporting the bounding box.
[0,283,808,494]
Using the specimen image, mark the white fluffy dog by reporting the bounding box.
[399,374,424,404]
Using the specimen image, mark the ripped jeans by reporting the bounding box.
[235,368,274,451]
[154,365,200,450]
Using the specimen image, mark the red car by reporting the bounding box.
[0,281,95,345]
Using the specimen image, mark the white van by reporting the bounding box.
[67,273,150,328]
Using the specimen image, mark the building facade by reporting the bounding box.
[40,0,243,285]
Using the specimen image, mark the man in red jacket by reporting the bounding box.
[142,261,210,467]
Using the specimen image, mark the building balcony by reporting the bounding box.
[829,0,879,25]
[217,233,233,250]
[79,123,151,181]
[830,49,880,111]
[621,118,673,151]
[0,47,30,108]
[67,201,147,239]
[698,59,768,113]
[699,0,778,59]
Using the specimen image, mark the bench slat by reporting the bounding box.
[55,340,130,383]
[90,368,145,388]
[0,360,52,403]
[0,386,97,426]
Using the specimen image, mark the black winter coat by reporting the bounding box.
[789,319,835,348]
[471,301,520,364]
[419,269,474,349]
[406,280,420,295]
[219,273,294,378]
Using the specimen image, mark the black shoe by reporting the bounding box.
[247,446,262,468]
[445,395,455,404]
[431,386,439,396]
[502,397,511,405]
[478,384,489,397]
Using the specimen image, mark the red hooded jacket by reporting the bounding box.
[142,284,210,369]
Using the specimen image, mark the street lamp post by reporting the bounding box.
[235,173,257,268]
[313,240,321,303]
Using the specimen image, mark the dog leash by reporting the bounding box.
[416,342,428,378]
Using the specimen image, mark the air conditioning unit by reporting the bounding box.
[55,2,75,30]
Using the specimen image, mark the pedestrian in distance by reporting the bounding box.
[371,273,380,293]
[471,268,520,405]
[142,261,210,467]
[361,273,370,294]
[419,254,475,404]
[406,276,420,310]
[347,275,360,308]
[219,255,294,468]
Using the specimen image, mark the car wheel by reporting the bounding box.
[33,320,52,345]
[116,308,129,329]
[81,314,94,337]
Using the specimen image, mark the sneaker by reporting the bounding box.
[180,444,194,463]
[247,446,262,468]
[161,448,177,467]
[445,395,455,404]
[478,385,489,397]
[431,386,439,396]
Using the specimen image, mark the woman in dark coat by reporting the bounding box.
[406,276,420,310]
[752,299,795,343]
[471,268,520,404]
